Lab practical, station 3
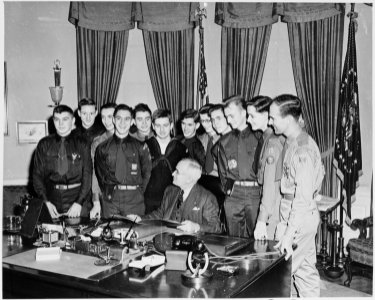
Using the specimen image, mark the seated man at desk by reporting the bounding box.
[33,105,92,218]
[128,158,221,234]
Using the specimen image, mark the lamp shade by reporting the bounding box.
[49,86,64,105]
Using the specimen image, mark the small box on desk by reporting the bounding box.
[35,247,62,261]
[165,250,188,271]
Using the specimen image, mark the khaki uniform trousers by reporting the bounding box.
[291,208,320,297]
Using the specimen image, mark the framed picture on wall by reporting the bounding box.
[17,121,48,144]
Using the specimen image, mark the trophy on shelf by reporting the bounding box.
[49,59,63,107]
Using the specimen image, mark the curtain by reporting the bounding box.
[221,26,272,100]
[142,29,195,126]
[76,27,128,107]
[215,3,277,100]
[137,2,198,126]
[69,2,134,108]
[285,4,345,197]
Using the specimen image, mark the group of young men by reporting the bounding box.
[33,94,324,297]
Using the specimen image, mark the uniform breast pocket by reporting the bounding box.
[69,153,83,175]
[46,152,58,172]
[126,154,139,176]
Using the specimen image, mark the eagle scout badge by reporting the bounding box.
[228,159,237,170]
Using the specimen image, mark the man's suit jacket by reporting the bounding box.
[143,184,221,233]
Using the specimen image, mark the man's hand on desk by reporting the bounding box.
[274,233,294,260]
[177,220,200,233]
[45,201,60,219]
[67,203,82,218]
[90,202,101,219]
[126,214,142,223]
[254,221,268,240]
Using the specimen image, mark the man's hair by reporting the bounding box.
[272,94,302,121]
[246,95,273,113]
[208,104,225,116]
[223,95,246,110]
[53,104,74,117]
[199,103,214,116]
[100,102,117,111]
[78,98,97,111]
[114,104,133,117]
[134,103,152,117]
[152,109,172,123]
[180,158,202,182]
[181,109,199,123]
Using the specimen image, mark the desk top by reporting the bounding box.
[3,233,290,298]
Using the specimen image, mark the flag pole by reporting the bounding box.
[326,2,362,278]
[195,3,208,109]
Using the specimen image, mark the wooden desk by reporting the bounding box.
[3,235,291,298]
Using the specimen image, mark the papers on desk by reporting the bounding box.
[128,254,165,269]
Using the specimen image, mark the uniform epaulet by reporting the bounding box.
[296,132,309,147]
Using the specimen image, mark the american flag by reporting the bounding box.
[333,5,362,222]
[196,24,209,109]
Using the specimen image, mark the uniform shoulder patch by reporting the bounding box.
[266,155,275,164]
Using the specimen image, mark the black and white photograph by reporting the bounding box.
[1,2,373,298]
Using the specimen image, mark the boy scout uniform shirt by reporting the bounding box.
[33,133,92,205]
[216,126,260,192]
[257,128,285,223]
[91,131,113,195]
[94,134,152,195]
[129,130,154,142]
[180,135,206,168]
[144,137,188,212]
[72,123,104,145]
[281,131,325,237]
[198,132,220,176]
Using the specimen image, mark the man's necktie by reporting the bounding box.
[205,137,214,174]
[253,135,264,175]
[57,138,68,176]
[115,142,126,183]
[174,190,184,222]
[238,134,250,179]
[176,190,184,209]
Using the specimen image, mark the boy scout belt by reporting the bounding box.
[54,183,81,190]
[282,191,319,201]
[114,185,139,190]
[234,180,259,187]
[282,194,294,201]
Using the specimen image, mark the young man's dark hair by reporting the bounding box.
[53,104,74,116]
[133,103,152,118]
[181,109,200,123]
[100,102,117,111]
[78,98,97,111]
[152,109,172,123]
[114,104,133,117]
[199,103,214,116]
